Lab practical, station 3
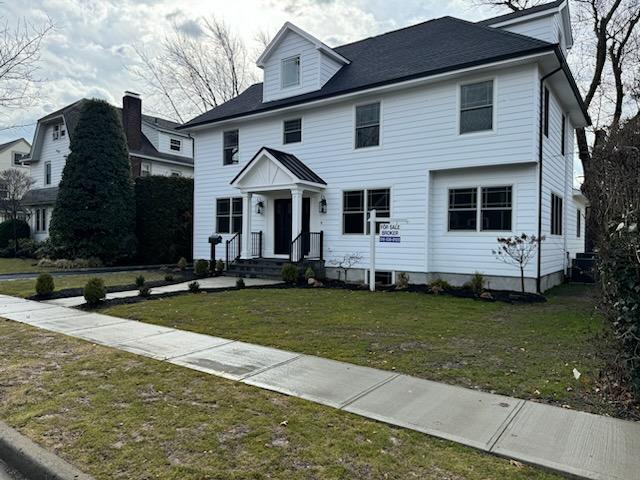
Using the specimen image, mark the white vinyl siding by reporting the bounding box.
[29,122,70,189]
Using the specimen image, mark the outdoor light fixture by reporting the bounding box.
[319,196,327,214]
[256,200,264,214]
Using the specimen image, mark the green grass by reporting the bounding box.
[0,270,172,298]
[104,284,616,415]
[0,258,44,274]
[0,319,559,479]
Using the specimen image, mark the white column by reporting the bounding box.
[291,188,303,259]
[241,192,252,259]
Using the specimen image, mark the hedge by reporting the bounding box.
[0,219,30,248]
[134,176,194,264]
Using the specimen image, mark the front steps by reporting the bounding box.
[227,257,325,280]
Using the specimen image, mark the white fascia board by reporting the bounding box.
[486,1,566,28]
[131,153,194,167]
[142,120,191,138]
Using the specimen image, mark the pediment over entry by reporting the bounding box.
[230,147,326,192]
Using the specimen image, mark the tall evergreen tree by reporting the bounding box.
[49,99,136,263]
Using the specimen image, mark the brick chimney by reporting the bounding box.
[122,91,142,151]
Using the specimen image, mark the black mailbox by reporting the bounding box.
[209,235,223,245]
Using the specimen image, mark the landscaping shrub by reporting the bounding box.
[236,278,245,289]
[469,272,485,295]
[49,99,136,264]
[188,281,200,293]
[139,285,152,297]
[281,263,299,284]
[215,259,225,273]
[304,267,315,281]
[164,274,174,282]
[0,219,30,248]
[177,257,188,270]
[428,278,451,295]
[35,273,54,297]
[194,259,209,277]
[84,278,106,306]
[396,272,409,289]
[134,176,193,264]
[135,275,145,287]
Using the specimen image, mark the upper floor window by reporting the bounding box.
[12,152,25,166]
[460,80,493,134]
[216,197,242,234]
[544,87,550,138]
[281,56,300,88]
[342,188,390,234]
[283,118,302,144]
[355,102,380,149]
[52,123,65,140]
[223,129,239,165]
[44,161,51,185]
[170,138,181,151]
[141,162,151,177]
[551,193,563,235]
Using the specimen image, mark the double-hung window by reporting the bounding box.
[216,198,243,234]
[355,102,380,149]
[342,188,390,234]
[460,80,493,134]
[12,152,24,166]
[52,123,65,140]
[223,130,239,165]
[448,186,512,231]
[35,208,47,232]
[281,56,300,88]
[141,162,151,177]
[551,193,563,235]
[44,161,52,185]
[170,138,181,151]
[283,118,302,144]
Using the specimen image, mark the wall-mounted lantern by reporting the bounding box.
[256,200,265,215]
[319,196,327,214]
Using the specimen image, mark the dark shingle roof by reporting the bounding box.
[181,16,553,129]
[476,0,564,26]
[231,147,326,185]
[21,187,58,206]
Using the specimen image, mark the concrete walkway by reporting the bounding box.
[0,294,638,480]
[44,276,281,307]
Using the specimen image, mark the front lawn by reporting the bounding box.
[104,285,621,416]
[0,257,44,274]
[0,270,172,298]
[0,319,558,479]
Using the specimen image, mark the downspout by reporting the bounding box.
[536,66,562,293]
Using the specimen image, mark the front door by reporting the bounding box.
[274,199,292,255]
[273,197,311,255]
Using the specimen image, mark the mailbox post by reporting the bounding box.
[208,234,222,267]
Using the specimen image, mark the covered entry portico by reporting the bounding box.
[229,147,326,262]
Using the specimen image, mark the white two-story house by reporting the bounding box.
[21,92,194,241]
[181,0,588,292]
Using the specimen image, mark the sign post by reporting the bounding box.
[368,211,406,292]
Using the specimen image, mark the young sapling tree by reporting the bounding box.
[492,233,543,293]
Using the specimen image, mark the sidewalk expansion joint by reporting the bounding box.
[165,340,238,361]
[487,399,527,452]
[339,373,401,410]
[238,354,305,381]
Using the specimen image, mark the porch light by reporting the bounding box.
[319,196,327,214]
[256,200,264,214]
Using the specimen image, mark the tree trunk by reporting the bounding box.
[520,266,525,293]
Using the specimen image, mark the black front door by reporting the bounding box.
[274,199,292,255]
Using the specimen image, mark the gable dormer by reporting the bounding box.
[257,22,350,103]
[479,0,573,55]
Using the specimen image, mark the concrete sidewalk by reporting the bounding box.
[0,294,638,480]
[44,276,281,307]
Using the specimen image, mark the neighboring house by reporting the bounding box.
[0,138,31,222]
[21,92,194,241]
[181,0,588,292]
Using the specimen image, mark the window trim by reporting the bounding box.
[222,129,239,166]
[282,117,303,145]
[457,77,497,136]
[216,197,243,234]
[12,152,24,166]
[353,100,383,150]
[44,161,52,185]
[550,192,563,236]
[366,270,395,286]
[446,184,515,234]
[169,138,182,152]
[281,55,301,89]
[341,186,392,235]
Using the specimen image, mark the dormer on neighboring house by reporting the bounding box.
[257,22,350,103]
[477,0,573,55]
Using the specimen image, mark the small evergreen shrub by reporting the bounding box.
[429,278,451,295]
[396,272,409,289]
[135,275,145,287]
[84,278,106,306]
[139,285,152,297]
[281,263,299,284]
[164,274,174,282]
[304,267,315,281]
[35,273,55,297]
[469,272,485,295]
[194,259,210,277]
[236,278,245,289]
[188,281,200,293]
[215,259,225,272]
[177,257,188,270]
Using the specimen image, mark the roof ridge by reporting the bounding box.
[449,15,552,46]
[476,0,564,26]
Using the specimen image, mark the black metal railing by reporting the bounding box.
[226,233,241,268]
[290,231,323,263]
[251,231,263,258]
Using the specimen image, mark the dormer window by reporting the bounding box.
[52,123,66,140]
[281,56,300,88]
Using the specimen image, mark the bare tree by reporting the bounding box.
[473,0,546,11]
[129,17,257,123]
[0,14,54,128]
[0,168,34,252]
[493,234,544,292]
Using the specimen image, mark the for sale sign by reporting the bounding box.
[379,223,400,243]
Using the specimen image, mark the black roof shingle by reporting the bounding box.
[231,147,326,185]
[21,187,59,206]
[181,16,556,129]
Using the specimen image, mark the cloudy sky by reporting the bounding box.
[1,0,502,145]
